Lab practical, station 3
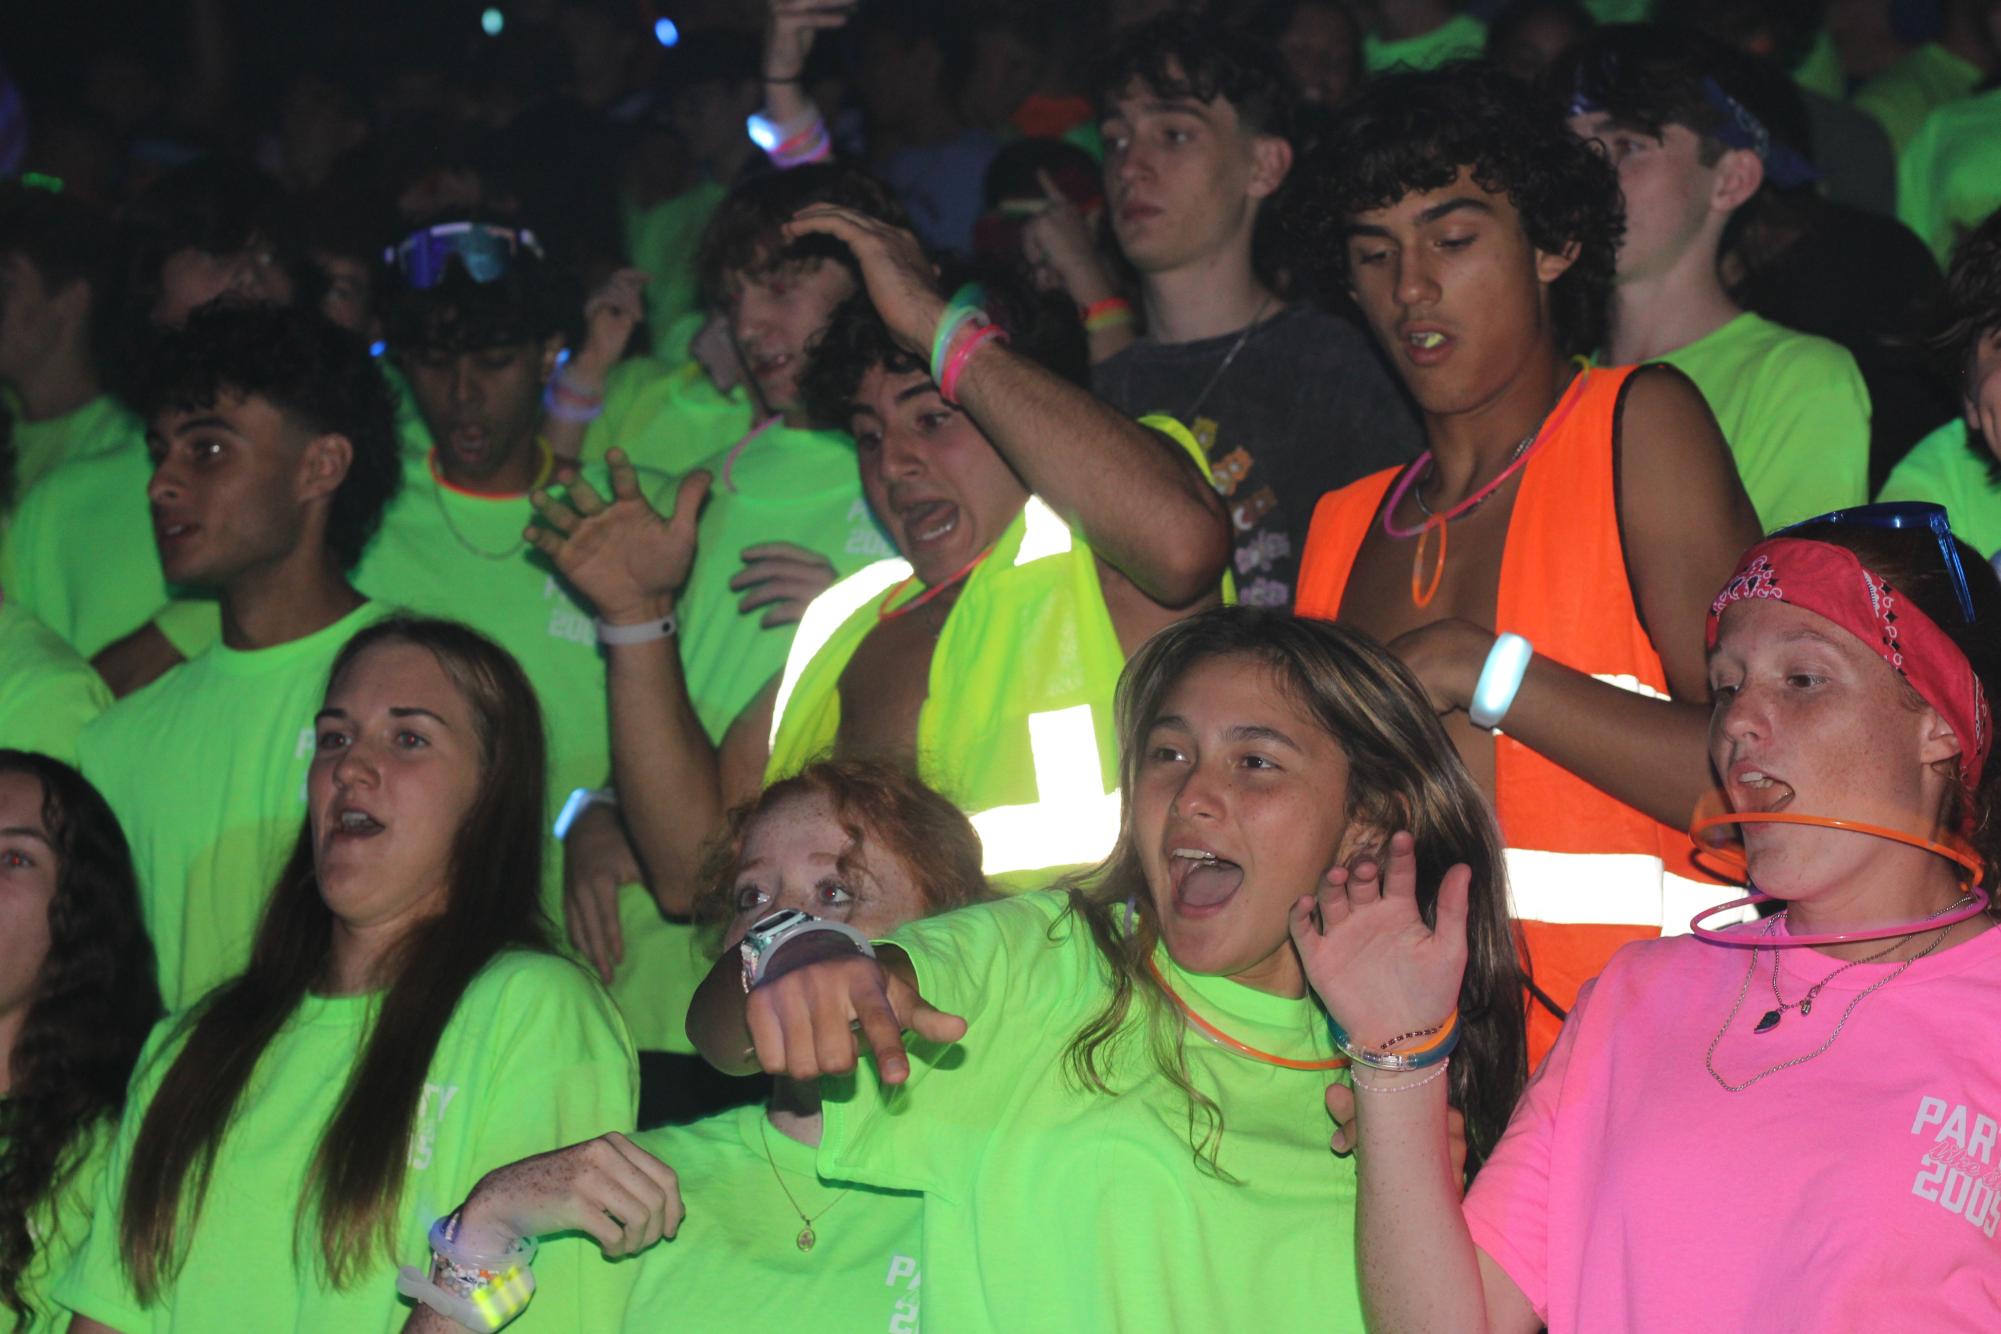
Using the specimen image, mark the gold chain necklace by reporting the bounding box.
[428,441,554,561]
[757,1113,853,1252]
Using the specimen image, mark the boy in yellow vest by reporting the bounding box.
[528,217,1229,896]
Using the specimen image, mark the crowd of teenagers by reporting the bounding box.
[2,0,2000,1329]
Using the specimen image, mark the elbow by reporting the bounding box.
[1152,502,1232,607]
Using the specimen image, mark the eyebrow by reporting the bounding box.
[1344,196,1494,238]
[166,414,239,438]
[1149,717,1306,752]
[313,706,453,727]
[0,826,51,847]
[894,381,943,406]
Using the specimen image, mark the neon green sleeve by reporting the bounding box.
[1732,337,1872,531]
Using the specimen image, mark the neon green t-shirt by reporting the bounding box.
[1896,86,2001,267]
[0,596,112,765]
[1655,312,1871,530]
[1854,42,1983,154]
[624,182,726,340]
[54,950,640,1334]
[1364,12,1486,71]
[1879,417,2001,560]
[581,356,754,477]
[3,394,135,516]
[1790,29,1847,100]
[3,1120,112,1334]
[625,1104,922,1331]
[818,891,1363,1333]
[0,429,171,658]
[75,600,387,1010]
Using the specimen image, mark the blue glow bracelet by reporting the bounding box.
[1327,1013,1461,1072]
[1468,632,1533,731]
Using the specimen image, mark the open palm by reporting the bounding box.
[527,448,711,622]
[1289,831,1470,1047]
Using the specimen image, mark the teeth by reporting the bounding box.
[338,810,379,831]
[1410,331,1445,349]
[1170,848,1219,862]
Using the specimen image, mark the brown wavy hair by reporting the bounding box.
[1062,608,1530,1178]
[117,617,558,1299]
[691,760,992,953]
[0,753,161,1326]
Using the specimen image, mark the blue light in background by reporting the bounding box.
[369,340,387,358]
[654,17,680,47]
[556,347,572,366]
[481,7,504,36]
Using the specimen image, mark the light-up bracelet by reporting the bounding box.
[553,787,615,841]
[929,283,988,383]
[939,324,1008,404]
[1327,1008,1460,1072]
[1468,633,1533,730]
[396,1211,537,1332]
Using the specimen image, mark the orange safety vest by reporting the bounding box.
[1297,365,1722,1065]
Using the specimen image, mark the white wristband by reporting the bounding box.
[553,787,615,841]
[596,613,676,646]
[1468,633,1533,731]
[746,918,876,991]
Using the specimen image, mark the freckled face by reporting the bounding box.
[720,793,931,951]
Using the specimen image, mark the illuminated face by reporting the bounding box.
[720,792,931,951]
[849,365,1032,588]
[146,391,330,589]
[727,258,857,414]
[1101,76,1284,276]
[1708,598,1959,901]
[1133,654,1357,996]
[1566,113,1721,285]
[1344,170,1572,419]
[401,339,556,489]
[309,641,485,933]
[153,243,294,325]
[0,771,58,1024]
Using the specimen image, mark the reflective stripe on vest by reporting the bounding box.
[969,704,1121,875]
[768,557,913,751]
[1503,848,1757,934]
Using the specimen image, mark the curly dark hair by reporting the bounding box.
[377,213,580,356]
[1302,59,1625,356]
[1933,208,2001,482]
[0,752,161,1327]
[799,258,1089,432]
[128,304,403,570]
[694,164,909,312]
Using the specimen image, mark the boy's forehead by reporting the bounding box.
[1106,75,1231,125]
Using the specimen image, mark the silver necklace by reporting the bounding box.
[432,482,522,561]
[1412,427,1536,521]
[1180,294,1274,426]
[1753,932,1903,1032]
[1705,916,1950,1094]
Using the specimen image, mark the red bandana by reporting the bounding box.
[1708,538,1991,787]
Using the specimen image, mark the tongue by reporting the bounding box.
[1178,860,1243,908]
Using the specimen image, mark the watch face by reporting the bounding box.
[747,908,815,944]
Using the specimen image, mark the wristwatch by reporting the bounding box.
[738,909,876,992]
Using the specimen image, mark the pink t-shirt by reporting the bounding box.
[1464,918,2001,1332]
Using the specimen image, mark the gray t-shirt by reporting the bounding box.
[1093,303,1421,609]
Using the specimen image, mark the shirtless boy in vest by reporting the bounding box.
[1294,64,1763,1059]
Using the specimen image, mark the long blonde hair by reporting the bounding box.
[1063,608,1528,1176]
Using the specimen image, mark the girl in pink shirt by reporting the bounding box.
[1294,511,2001,1332]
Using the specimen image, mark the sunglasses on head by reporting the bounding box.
[1774,501,1976,624]
[386,222,544,290]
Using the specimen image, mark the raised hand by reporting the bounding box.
[745,941,966,1085]
[766,0,853,81]
[730,541,839,627]
[526,449,711,624]
[1021,169,1117,305]
[1289,830,1470,1047]
[783,205,945,360]
[574,267,650,379]
[458,1133,683,1259]
[1384,618,1490,716]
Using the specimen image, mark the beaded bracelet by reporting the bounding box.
[1350,1058,1451,1095]
[394,1210,537,1332]
[1328,1008,1460,1072]
[939,324,1008,404]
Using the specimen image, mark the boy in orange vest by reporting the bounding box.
[1294,63,1763,1062]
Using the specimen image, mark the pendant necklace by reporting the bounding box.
[1180,294,1274,426]
[758,1114,852,1252]
[1145,958,1347,1072]
[1380,369,1588,608]
[430,440,554,561]
[1705,916,1951,1094]
[1752,891,1974,1033]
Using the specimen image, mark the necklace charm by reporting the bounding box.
[796,1227,816,1252]
[1797,996,1815,1017]
[1753,1008,1782,1034]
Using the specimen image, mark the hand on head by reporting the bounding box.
[783,206,944,359]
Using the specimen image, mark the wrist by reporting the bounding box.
[753,927,873,991]
[1467,631,1532,730]
[597,595,676,627]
